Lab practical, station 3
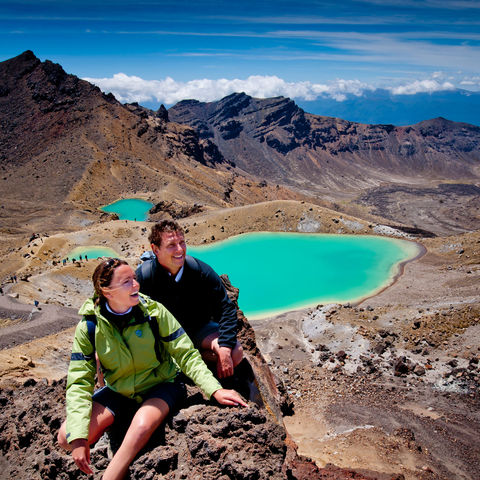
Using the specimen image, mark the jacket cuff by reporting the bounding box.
[202,377,223,399]
[218,338,237,349]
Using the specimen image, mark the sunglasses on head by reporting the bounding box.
[104,258,120,268]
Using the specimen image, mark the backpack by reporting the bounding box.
[84,297,163,365]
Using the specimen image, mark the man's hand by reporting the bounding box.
[213,388,248,407]
[216,346,234,378]
[71,438,93,475]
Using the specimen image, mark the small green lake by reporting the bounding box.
[68,246,118,260]
[188,232,420,319]
[101,198,153,221]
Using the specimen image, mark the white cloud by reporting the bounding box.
[85,72,463,106]
[460,76,480,88]
[83,73,376,105]
[389,79,455,95]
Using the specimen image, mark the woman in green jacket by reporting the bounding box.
[57,258,247,479]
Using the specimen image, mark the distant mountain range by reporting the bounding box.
[169,93,480,196]
[295,89,480,127]
[168,93,480,235]
[141,88,480,128]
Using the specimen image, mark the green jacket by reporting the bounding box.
[65,294,222,443]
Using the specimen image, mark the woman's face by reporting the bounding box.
[102,264,140,313]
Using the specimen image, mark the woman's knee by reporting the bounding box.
[131,400,169,437]
[131,420,157,440]
[127,416,163,445]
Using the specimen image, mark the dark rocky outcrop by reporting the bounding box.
[0,377,384,480]
[149,200,204,220]
[157,104,169,122]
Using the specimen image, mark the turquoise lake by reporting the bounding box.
[101,198,153,221]
[188,232,420,319]
[68,246,118,260]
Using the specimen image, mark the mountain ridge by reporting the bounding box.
[169,92,480,196]
[1,50,479,238]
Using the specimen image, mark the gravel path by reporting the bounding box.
[0,284,78,350]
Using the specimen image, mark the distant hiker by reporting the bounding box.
[136,220,245,381]
[79,255,83,261]
[57,258,246,479]
[62,259,67,266]
[85,254,88,261]
[0,286,3,295]
[72,258,76,263]
[34,300,39,307]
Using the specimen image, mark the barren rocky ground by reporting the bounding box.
[252,231,480,480]
[0,201,479,479]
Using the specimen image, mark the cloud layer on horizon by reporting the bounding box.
[83,73,462,106]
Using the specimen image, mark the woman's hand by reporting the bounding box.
[71,438,93,475]
[213,388,248,407]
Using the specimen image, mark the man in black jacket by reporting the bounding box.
[136,220,244,379]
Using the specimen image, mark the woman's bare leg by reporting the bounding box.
[57,401,115,450]
[101,397,169,480]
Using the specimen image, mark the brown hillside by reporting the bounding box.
[0,52,304,236]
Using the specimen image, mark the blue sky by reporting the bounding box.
[1,0,479,106]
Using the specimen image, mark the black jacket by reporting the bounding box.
[136,254,238,349]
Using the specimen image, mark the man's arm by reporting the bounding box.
[201,263,238,349]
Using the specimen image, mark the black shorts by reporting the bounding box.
[92,377,186,419]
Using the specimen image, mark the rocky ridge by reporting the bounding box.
[169,93,480,193]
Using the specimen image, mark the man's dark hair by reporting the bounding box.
[149,220,184,247]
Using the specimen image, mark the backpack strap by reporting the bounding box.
[138,296,164,364]
[185,255,200,270]
[84,314,97,361]
[137,251,157,296]
[147,316,163,364]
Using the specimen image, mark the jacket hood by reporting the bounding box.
[78,297,97,316]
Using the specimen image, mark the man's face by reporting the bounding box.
[152,231,187,275]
